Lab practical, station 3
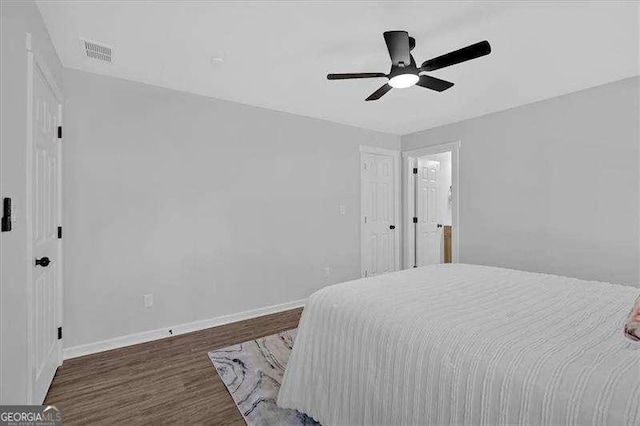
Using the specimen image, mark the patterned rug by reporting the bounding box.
[208,329,318,425]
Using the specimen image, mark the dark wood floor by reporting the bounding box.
[44,308,303,425]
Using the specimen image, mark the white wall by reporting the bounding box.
[0,1,63,404]
[62,69,399,348]
[402,77,640,286]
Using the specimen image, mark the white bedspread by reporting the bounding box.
[277,264,640,425]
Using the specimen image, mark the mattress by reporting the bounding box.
[277,264,640,425]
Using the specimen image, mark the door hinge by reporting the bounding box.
[57,327,62,340]
[57,226,62,239]
[1,198,12,232]
[413,217,418,223]
[57,126,62,139]
[413,167,418,174]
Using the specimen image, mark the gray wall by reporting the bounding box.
[403,77,640,286]
[63,69,399,348]
[0,1,63,404]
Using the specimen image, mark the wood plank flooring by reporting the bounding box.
[44,308,303,425]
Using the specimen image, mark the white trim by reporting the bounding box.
[402,141,460,159]
[359,145,399,157]
[26,36,35,405]
[56,102,63,367]
[360,146,401,277]
[403,141,460,265]
[63,298,307,360]
[403,156,416,269]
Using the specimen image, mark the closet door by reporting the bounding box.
[362,150,399,277]
[28,47,63,404]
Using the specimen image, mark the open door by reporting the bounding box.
[404,143,458,269]
[27,38,63,404]
[416,157,444,266]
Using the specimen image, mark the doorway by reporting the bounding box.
[27,35,64,404]
[403,142,459,269]
[360,146,401,277]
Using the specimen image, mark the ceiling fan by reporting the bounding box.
[327,31,491,101]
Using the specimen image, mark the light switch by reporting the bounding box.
[144,294,153,308]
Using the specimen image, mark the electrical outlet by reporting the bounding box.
[144,294,153,308]
[339,205,346,215]
[323,267,331,278]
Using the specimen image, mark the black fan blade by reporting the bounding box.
[416,75,454,92]
[365,84,392,101]
[421,40,491,71]
[383,31,411,66]
[327,73,386,80]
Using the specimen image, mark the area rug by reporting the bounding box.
[208,328,318,425]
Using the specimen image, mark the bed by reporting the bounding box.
[277,264,640,425]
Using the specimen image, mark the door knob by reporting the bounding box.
[390,225,396,230]
[35,257,50,267]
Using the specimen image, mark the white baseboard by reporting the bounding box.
[63,298,306,360]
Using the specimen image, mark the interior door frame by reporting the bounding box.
[402,141,460,268]
[360,145,401,277]
[26,32,64,404]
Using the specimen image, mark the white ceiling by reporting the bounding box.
[37,1,639,135]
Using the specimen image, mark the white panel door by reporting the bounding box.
[362,152,397,277]
[30,54,62,403]
[416,158,442,266]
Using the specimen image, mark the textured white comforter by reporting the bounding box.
[277,264,640,425]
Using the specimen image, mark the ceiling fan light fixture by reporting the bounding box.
[326,31,490,100]
[388,73,419,89]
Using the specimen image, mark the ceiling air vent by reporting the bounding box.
[80,38,113,63]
